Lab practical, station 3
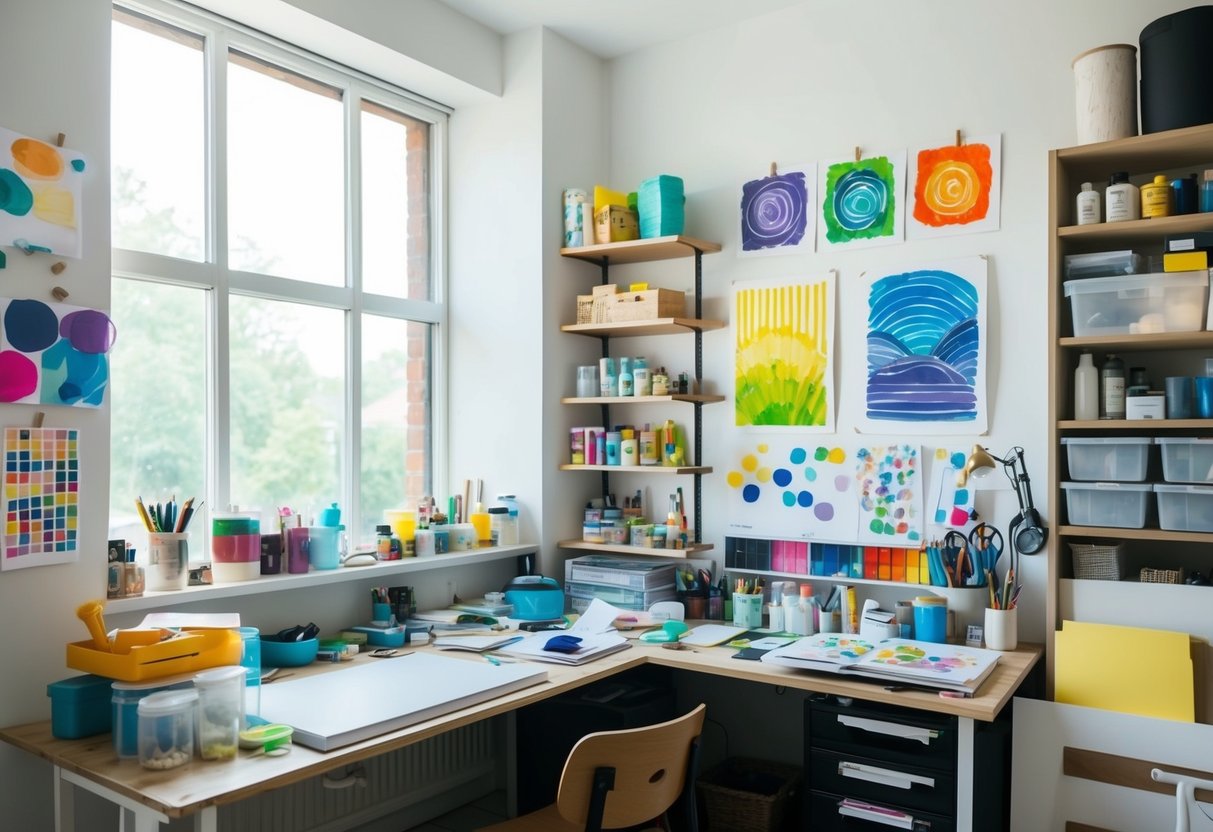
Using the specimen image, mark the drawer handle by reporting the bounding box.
[837,714,939,746]
[837,797,922,829]
[839,760,935,790]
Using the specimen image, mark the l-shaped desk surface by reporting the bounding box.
[0,635,1042,823]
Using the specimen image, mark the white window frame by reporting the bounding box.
[111,0,448,541]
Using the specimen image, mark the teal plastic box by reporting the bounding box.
[47,674,113,740]
[637,175,685,239]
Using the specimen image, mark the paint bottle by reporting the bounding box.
[1105,172,1140,222]
[633,357,651,397]
[639,424,659,465]
[1141,174,1173,218]
[1172,174,1198,215]
[1100,353,1126,420]
[797,584,818,636]
[617,356,633,397]
[651,368,669,396]
[1074,352,1098,421]
[599,357,615,397]
[1076,182,1102,225]
[1201,170,1213,213]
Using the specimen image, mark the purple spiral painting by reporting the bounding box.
[741,172,808,251]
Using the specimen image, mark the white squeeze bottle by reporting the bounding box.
[797,584,817,636]
[1074,352,1098,421]
[1076,182,1101,225]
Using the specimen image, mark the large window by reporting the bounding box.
[109,2,444,551]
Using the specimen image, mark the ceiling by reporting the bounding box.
[435,0,806,59]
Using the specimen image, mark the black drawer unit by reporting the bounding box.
[808,790,955,832]
[808,747,956,816]
[808,696,957,772]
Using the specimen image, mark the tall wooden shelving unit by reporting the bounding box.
[557,235,723,558]
[1047,122,1213,696]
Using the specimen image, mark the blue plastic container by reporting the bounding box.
[47,674,113,740]
[637,175,685,239]
[111,673,196,758]
[260,637,319,667]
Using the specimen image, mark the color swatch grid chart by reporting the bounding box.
[2,427,79,569]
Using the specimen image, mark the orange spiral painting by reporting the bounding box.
[912,143,992,227]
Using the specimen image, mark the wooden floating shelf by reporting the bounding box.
[559,464,712,475]
[560,235,722,265]
[1059,331,1213,351]
[561,394,726,405]
[561,318,726,338]
[1057,213,1213,246]
[1058,419,1213,430]
[1057,525,1213,543]
[557,540,713,557]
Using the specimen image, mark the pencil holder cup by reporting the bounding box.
[984,607,1018,651]
[146,532,189,592]
[913,596,948,644]
[732,594,763,628]
[371,603,393,626]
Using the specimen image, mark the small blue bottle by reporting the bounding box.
[1201,170,1213,213]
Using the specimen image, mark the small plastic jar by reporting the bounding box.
[488,506,518,546]
[137,689,198,770]
[193,666,245,761]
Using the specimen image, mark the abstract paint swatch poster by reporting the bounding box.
[725,437,859,543]
[733,274,835,431]
[0,127,87,258]
[817,149,906,251]
[0,298,117,408]
[738,164,817,257]
[855,443,923,546]
[1,426,79,569]
[907,135,1002,239]
[858,257,987,435]
[926,446,976,529]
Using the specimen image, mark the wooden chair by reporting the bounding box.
[478,702,707,832]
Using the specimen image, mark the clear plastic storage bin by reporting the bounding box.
[1062,437,1152,481]
[1155,437,1213,483]
[565,581,676,611]
[1063,270,1209,336]
[1063,250,1143,280]
[1155,484,1213,532]
[1061,481,1153,528]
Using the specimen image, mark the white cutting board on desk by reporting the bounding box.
[259,652,548,751]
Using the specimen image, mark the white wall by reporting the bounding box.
[601,0,1196,646]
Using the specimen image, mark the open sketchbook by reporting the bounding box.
[498,598,630,665]
[760,633,1001,694]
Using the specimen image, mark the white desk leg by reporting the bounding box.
[54,765,75,832]
[956,717,975,832]
[59,769,170,832]
[191,805,217,832]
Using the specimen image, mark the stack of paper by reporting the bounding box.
[1055,620,1200,722]
[432,633,525,653]
[499,598,631,665]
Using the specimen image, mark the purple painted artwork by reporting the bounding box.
[739,166,816,256]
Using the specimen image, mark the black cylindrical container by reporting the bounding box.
[1140,6,1213,134]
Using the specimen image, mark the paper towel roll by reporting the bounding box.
[563,188,587,247]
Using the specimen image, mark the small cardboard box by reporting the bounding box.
[1127,394,1165,419]
[609,288,685,322]
[594,204,639,243]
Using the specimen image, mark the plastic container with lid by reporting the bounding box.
[1061,481,1153,528]
[112,672,196,758]
[193,666,245,761]
[137,688,198,770]
[238,626,261,723]
[47,674,112,740]
[1061,437,1152,481]
[1063,270,1209,337]
[488,506,518,546]
[1156,437,1213,484]
[1155,484,1213,532]
[211,510,261,583]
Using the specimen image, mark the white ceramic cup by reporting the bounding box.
[984,607,1018,651]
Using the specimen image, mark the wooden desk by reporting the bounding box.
[0,640,1041,832]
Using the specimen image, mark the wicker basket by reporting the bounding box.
[1070,542,1125,580]
[697,757,800,832]
[575,294,594,324]
[1140,567,1184,584]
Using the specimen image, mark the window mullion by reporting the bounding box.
[209,23,231,518]
[346,83,362,546]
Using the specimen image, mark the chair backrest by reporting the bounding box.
[1152,768,1213,832]
[555,702,706,830]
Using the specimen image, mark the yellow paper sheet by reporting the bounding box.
[593,185,628,214]
[1055,619,1194,721]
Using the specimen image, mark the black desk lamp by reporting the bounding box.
[956,445,1048,559]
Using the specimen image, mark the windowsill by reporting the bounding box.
[106,544,537,614]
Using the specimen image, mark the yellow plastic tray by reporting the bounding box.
[66,628,242,682]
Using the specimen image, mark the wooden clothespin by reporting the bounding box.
[50,261,66,275]
[32,412,45,428]
[854,146,862,162]
[955,129,963,146]
[769,162,777,177]
[51,286,70,302]
[55,133,65,148]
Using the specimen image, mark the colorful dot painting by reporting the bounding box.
[2,427,79,569]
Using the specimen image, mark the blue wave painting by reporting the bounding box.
[866,269,979,422]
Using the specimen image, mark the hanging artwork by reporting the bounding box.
[1,426,79,570]
[926,446,976,529]
[817,149,906,250]
[734,274,835,430]
[855,443,923,546]
[858,257,988,434]
[725,437,859,543]
[0,298,117,408]
[0,127,87,258]
[739,164,817,256]
[907,135,1002,239]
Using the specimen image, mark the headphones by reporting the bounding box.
[1010,508,1048,556]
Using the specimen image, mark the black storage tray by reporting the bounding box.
[808,698,957,772]
[809,789,955,832]
[808,747,955,817]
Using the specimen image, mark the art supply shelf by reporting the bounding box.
[1048,122,1213,696]
[558,235,722,557]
